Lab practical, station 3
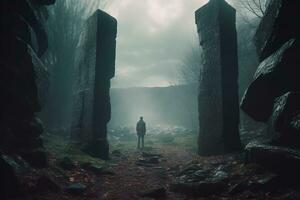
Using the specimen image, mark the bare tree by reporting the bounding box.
[178,44,202,85]
[237,0,267,19]
[44,1,107,67]
[41,0,108,132]
[179,0,267,86]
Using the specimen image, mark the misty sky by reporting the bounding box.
[105,0,211,88]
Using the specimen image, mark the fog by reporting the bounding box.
[104,0,254,88]
[108,85,198,130]
[105,0,209,88]
[104,0,261,129]
[42,0,263,132]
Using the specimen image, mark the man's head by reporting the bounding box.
[140,116,143,120]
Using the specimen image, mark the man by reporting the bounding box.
[136,116,146,149]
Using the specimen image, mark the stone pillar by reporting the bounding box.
[195,0,241,156]
[71,10,117,160]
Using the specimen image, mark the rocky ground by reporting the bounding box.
[6,126,300,200]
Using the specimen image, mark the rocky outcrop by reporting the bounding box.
[245,141,300,180]
[241,0,300,174]
[269,92,300,147]
[0,154,31,198]
[65,183,87,196]
[171,181,227,197]
[139,187,166,199]
[254,0,300,61]
[241,39,300,122]
[0,0,55,167]
[241,0,300,147]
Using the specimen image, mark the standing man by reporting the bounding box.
[136,116,146,149]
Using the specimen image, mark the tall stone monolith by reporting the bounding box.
[195,0,241,156]
[71,10,117,160]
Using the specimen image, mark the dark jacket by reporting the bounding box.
[136,120,146,135]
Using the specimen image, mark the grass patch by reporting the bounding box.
[43,134,106,167]
[109,132,197,153]
[156,133,175,144]
[43,128,198,163]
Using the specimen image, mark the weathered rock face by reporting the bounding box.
[242,0,300,170]
[0,0,55,167]
[254,0,300,61]
[71,10,117,160]
[195,0,241,155]
[0,154,31,198]
[269,92,300,147]
[245,141,300,179]
[241,39,300,122]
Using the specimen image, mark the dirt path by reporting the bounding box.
[21,142,300,200]
[97,147,197,200]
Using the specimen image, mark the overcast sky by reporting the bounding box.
[104,0,211,88]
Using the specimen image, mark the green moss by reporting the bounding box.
[43,130,197,164]
[43,134,106,167]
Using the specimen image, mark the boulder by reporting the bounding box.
[247,173,280,192]
[271,92,300,142]
[245,141,300,179]
[291,115,300,130]
[228,182,248,195]
[254,0,300,61]
[65,183,87,195]
[111,149,122,157]
[170,180,226,197]
[228,173,279,194]
[136,152,163,166]
[210,168,229,182]
[241,39,300,122]
[179,163,203,176]
[136,157,160,166]
[135,161,155,167]
[192,169,209,181]
[139,187,166,199]
[142,152,163,158]
[0,154,31,198]
[80,162,103,175]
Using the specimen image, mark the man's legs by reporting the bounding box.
[137,135,141,149]
[141,135,144,149]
